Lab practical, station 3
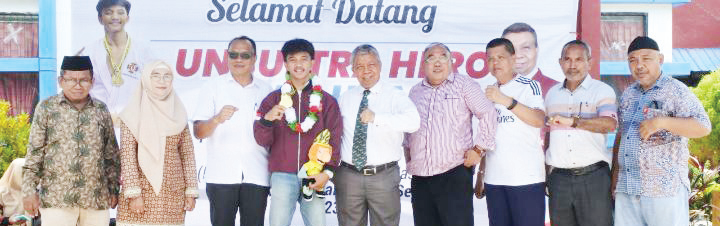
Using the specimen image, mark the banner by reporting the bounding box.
[70,0,578,225]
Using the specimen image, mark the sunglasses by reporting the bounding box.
[228,51,253,60]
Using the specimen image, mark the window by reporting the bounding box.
[0,13,40,114]
[0,13,39,58]
[601,13,647,62]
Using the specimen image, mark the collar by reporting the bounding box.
[632,73,667,92]
[520,66,540,79]
[296,79,313,92]
[225,73,257,88]
[58,94,96,108]
[422,73,456,88]
[561,74,592,91]
[366,81,384,94]
[501,74,521,86]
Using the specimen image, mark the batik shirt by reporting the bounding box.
[22,94,120,209]
[616,75,710,197]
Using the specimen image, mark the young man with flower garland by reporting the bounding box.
[254,38,342,226]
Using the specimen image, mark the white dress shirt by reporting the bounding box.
[193,75,272,186]
[339,82,420,166]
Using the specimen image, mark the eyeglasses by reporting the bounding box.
[61,77,92,87]
[228,51,253,60]
[150,74,173,82]
[353,63,378,72]
[425,55,449,64]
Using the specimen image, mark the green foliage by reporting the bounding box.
[0,100,31,174]
[689,159,720,222]
[691,69,720,165]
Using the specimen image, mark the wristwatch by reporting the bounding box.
[571,116,580,128]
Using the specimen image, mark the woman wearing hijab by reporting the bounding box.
[0,158,28,226]
[115,61,197,226]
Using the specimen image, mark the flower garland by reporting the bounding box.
[280,81,324,133]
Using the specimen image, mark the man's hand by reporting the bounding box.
[214,105,238,124]
[129,196,144,213]
[463,149,482,167]
[22,194,40,217]
[548,115,574,127]
[485,85,512,106]
[308,172,330,192]
[109,195,118,209]
[184,197,196,211]
[264,105,286,121]
[360,109,375,124]
[639,117,666,140]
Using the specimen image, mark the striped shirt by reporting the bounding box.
[545,76,618,169]
[617,75,711,197]
[406,73,498,177]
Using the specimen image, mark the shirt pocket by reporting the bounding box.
[443,93,462,117]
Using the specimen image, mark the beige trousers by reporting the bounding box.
[39,208,109,226]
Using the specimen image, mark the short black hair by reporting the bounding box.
[96,0,131,17]
[281,38,315,62]
[502,22,538,47]
[486,38,515,55]
[228,36,257,55]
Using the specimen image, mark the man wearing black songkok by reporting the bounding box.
[611,36,711,226]
[22,56,121,226]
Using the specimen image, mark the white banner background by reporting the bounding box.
[70,0,578,225]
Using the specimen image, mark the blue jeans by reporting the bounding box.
[269,172,325,226]
[614,187,689,226]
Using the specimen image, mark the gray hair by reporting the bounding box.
[422,42,453,71]
[560,40,592,60]
[60,69,94,78]
[351,44,381,67]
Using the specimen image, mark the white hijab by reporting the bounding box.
[0,158,25,217]
[119,61,187,195]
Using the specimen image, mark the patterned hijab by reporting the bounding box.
[119,61,187,195]
[0,158,25,217]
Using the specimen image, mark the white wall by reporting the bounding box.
[602,3,674,62]
[0,0,38,13]
[56,0,72,64]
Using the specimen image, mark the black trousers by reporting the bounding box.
[547,163,613,226]
[411,165,474,226]
[206,183,270,226]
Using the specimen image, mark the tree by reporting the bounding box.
[691,69,720,165]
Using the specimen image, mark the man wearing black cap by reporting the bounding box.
[22,56,120,226]
[611,36,711,226]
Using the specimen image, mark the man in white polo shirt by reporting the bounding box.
[483,38,547,226]
[192,36,272,226]
[545,40,617,226]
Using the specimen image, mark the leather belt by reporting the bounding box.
[554,161,608,176]
[340,161,398,176]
